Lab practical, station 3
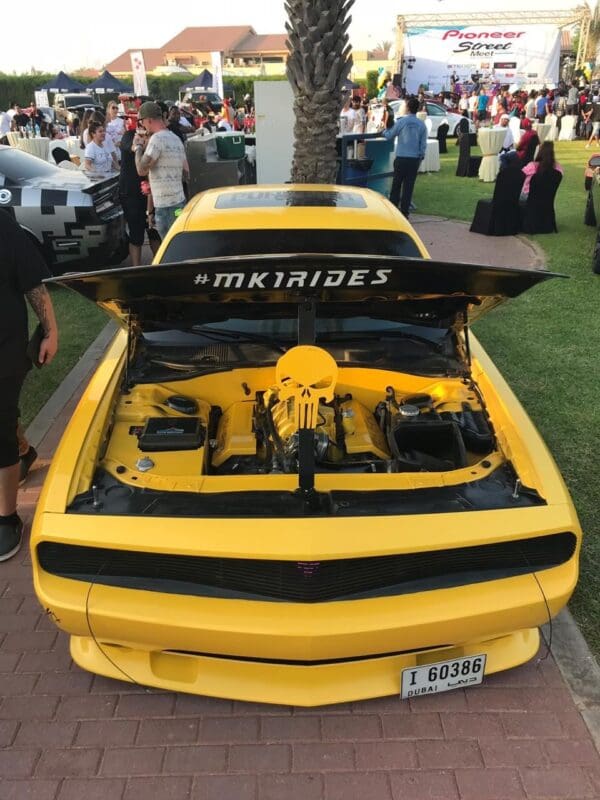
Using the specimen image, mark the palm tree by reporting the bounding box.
[372,40,392,59]
[285,0,354,183]
[586,3,600,65]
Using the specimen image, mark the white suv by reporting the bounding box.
[390,100,476,137]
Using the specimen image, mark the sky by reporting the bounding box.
[0,0,589,75]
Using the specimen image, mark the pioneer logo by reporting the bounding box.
[442,30,526,41]
[442,29,525,54]
[193,268,392,290]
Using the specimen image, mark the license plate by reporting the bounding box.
[401,654,486,700]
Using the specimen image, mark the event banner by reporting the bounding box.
[130,50,149,98]
[211,51,224,98]
[404,25,561,92]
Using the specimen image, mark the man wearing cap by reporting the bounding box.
[133,101,189,240]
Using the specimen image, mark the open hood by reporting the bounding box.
[48,254,562,333]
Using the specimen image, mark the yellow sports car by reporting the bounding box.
[31,185,581,706]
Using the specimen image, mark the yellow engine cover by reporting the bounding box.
[212,402,256,468]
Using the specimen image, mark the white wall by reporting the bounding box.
[255,80,295,184]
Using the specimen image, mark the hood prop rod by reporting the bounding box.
[463,311,471,369]
[297,298,316,499]
[122,314,133,393]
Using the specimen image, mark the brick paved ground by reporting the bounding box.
[1,237,599,799]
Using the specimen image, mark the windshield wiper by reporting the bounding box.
[318,330,448,352]
[146,325,288,353]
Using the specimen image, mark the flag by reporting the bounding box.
[211,51,224,98]
[130,51,149,97]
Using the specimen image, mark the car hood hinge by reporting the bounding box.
[122,315,139,392]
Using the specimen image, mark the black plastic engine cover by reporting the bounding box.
[138,417,205,452]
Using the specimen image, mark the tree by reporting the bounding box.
[586,3,600,67]
[285,0,354,183]
[371,40,392,59]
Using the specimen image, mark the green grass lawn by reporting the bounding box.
[415,140,600,654]
[21,287,107,428]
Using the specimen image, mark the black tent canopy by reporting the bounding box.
[87,70,133,94]
[179,70,214,91]
[38,71,86,93]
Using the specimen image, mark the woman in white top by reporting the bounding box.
[82,111,117,160]
[84,121,119,174]
[468,91,478,122]
[105,101,125,150]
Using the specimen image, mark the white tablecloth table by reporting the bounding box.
[418,139,440,173]
[558,115,577,141]
[533,122,551,143]
[13,137,50,161]
[477,128,506,182]
[544,114,558,142]
[6,132,21,147]
[508,117,522,146]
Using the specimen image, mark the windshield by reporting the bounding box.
[201,317,446,337]
[160,229,423,261]
[65,95,96,107]
[136,314,459,382]
[0,147,60,182]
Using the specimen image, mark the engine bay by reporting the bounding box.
[211,391,494,476]
[99,346,498,486]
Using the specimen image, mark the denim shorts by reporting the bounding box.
[155,204,184,240]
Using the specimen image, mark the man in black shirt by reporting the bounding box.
[167,107,187,144]
[0,211,58,561]
[10,103,30,130]
[119,126,148,266]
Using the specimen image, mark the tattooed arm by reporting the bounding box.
[25,285,59,366]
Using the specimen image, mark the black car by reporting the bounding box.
[0,146,127,274]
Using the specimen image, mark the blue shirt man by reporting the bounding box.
[535,93,548,121]
[476,90,489,121]
[382,96,427,217]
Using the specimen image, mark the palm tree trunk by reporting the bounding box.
[285,0,354,184]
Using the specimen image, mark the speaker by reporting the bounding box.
[392,73,403,87]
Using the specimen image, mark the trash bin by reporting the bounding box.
[344,158,374,187]
[216,134,245,159]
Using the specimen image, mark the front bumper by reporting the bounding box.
[70,627,540,706]
[33,514,577,704]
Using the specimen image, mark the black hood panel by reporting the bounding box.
[48,254,561,331]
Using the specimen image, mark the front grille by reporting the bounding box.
[37,532,576,603]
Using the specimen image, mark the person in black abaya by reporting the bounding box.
[470,151,525,235]
[456,117,471,177]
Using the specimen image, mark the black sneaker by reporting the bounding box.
[0,516,23,562]
[19,446,37,485]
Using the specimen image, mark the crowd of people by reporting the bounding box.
[395,79,600,139]
[1,93,260,268]
[0,94,256,143]
[335,76,596,225]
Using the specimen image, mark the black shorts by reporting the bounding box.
[120,194,147,248]
[0,371,27,469]
[477,110,487,121]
